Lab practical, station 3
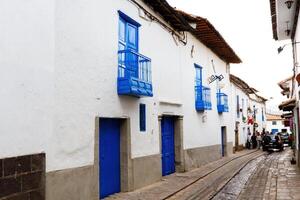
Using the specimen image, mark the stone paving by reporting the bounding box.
[106,149,300,200]
[106,150,262,200]
[213,155,267,200]
[238,149,300,200]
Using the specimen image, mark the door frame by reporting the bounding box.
[235,121,240,151]
[158,115,184,174]
[221,126,227,157]
[95,117,133,198]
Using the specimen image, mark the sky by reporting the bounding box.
[167,0,293,112]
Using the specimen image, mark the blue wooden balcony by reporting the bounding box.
[195,86,212,111]
[118,49,153,97]
[217,92,229,113]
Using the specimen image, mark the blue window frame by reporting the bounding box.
[236,95,240,118]
[140,104,146,131]
[194,64,211,111]
[217,90,229,113]
[117,11,152,97]
[262,108,265,121]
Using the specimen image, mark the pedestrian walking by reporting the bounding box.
[251,134,257,149]
[257,132,262,149]
[246,128,251,149]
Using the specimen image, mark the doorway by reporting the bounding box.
[99,118,121,199]
[221,126,227,157]
[235,122,239,150]
[161,116,175,176]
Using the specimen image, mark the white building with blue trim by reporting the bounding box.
[230,74,267,150]
[0,0,243,199]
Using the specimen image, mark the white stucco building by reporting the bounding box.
[269,0,300,168]
[0,0,242,199]
[266,113,291,134]
[230,74,267,150]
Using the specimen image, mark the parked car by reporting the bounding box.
[262,134,283,152]
[280,132,290,146]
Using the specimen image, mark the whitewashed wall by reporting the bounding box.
[0,0,54,165]
[180,34,234,149]
[266,120,290,133]
[293,13,300,152]
[249,98,267,133]
[230,84,250,145]
[0,0,236,172]
[230,84,267,146]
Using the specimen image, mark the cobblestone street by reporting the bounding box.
[237,149,300,200]
[214,149,300,200]
[106,149,300,200]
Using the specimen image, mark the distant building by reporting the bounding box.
[266,113,291,134]
[230,74,267,151]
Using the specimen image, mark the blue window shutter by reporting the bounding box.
[118,11,139,52]
[140,104,146,131]
[194,64,202,86]
[127,24,138,50]
[119,18,126,43]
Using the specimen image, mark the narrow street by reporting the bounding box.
[107,149,300,200]
[215,149,300,200]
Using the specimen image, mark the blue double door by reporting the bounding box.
[161,116,175,176]
[99,119,121,199]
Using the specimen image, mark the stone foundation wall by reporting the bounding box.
[132,154,161,190]
[184,142,233,171]
[46,165,98,200]
[0,153,45,200]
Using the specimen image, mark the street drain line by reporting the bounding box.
[211,154,268,200]
[163,150,262,200]
[190,153,267,200]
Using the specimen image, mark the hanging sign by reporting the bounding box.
[208,74,224,84]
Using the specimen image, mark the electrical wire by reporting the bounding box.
[127,0,187,45]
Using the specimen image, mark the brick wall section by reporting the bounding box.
[0,153,45,200]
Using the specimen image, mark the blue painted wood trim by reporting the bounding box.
[194,63,203,68]
[118,10,141,27]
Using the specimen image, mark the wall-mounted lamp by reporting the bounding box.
[285,0,294,9]
[277,41,300,54]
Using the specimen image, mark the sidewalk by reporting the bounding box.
[106,149,264,200]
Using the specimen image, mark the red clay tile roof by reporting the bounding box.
[142,0,242,64]
[230,74,257,94]
[278,98,296,111]
[177,10,242,64]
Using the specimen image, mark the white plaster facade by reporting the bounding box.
[269,0,300,167]
[0,0,239,177]
[266,118,290,133]
[230,80,267,147]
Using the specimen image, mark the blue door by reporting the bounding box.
[99,119,121,199]
[161,116,175,176]
[221,127,226,157]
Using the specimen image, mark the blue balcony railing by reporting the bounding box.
[195,86,212,111]
[118,49,152,97]
[217,92,229,113]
